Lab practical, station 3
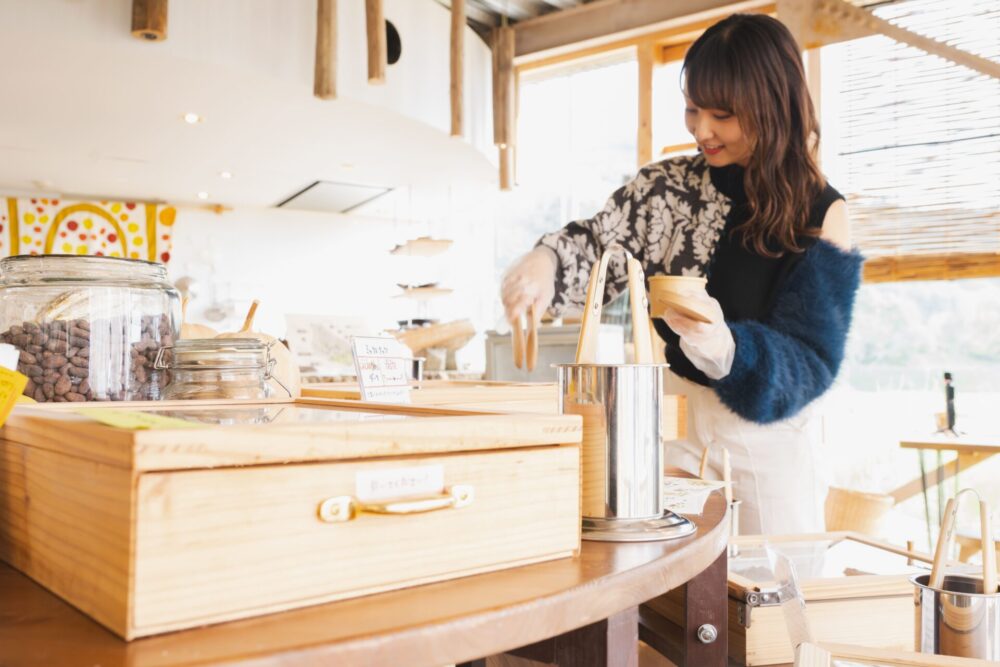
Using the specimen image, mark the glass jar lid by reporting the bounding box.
[0,254,170,286]
[156,338,272,372]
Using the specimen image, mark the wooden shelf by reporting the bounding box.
[389,237,453,257]
[394,286,453,300]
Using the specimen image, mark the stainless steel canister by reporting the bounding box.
[557,363,667,522]
[912,573,1000,659]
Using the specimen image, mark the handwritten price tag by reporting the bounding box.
[351,336,413,404]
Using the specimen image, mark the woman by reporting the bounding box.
[500,14,863,535]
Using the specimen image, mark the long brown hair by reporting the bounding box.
[683,14,825,257]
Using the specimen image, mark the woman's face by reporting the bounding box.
[684,96,752,167]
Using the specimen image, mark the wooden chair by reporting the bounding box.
[824,486,895,536]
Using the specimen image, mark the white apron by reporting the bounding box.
[663,371,827,536]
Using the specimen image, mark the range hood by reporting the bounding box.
[276,180,394,214]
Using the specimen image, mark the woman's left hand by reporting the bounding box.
[661,293,735,380]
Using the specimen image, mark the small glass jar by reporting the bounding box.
[0,255,180,402]
[159,339,274,401]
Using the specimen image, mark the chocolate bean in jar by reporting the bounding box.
[0,255,181,402]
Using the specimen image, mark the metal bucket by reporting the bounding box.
[557,362,694,542]
[912,573,1000,659]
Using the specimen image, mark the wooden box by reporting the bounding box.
[0,400,582,640]
[643,532,933,665]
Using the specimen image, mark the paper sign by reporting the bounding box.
[662,477,729,515]
[355,465,444,503]
[351,336,413,404]
[74,408,202,430]
[0,367,28,427]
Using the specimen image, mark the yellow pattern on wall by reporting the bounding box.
[0,197,175,263]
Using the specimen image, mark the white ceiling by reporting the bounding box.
[0,0,497,208]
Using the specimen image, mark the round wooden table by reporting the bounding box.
[0,490,729,667]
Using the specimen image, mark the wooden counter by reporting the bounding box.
[0,486,729,667]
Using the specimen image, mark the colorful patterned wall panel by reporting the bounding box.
[1,197,175,263]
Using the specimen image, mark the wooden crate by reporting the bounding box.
[0,400,582,640]
[643,532,934,665]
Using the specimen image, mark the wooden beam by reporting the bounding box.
[864,253,1000,283]
[451,0,464,136]
[637,41,653,168]
[365,0,387,84]
[513,0,771,60]
[314,0,337,100]
[661,142,698,156]
[131,0,168,42]
[783,0,1000,80]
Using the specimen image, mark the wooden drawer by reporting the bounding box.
[0,400,582,639]
[132,446,579,634]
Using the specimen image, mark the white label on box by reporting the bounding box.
[356,465,445,503]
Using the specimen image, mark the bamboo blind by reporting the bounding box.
[835,0,1000,274]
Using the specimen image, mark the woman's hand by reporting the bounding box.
[501,246,557,326]
[661,293,735,380]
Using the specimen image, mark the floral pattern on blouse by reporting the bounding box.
[537,153,730,316]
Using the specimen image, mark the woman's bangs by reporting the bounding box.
[683,42,739,113]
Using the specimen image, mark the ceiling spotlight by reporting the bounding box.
[197,191,209,200]
[219,171,233,179]
[183,112,203,124]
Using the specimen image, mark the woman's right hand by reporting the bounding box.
[501,246,557,326]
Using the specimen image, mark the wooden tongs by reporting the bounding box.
[575,244,655,365]
[929,489,997,594]
[511,304,538,372]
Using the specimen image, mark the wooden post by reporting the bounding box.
[450,0,465,137]
[492,26,515,148]
[499,145,514,191]
[314,0,337,100]
[131,0,168,42]
[365,0,387,84]
[493,26,516,190]
[637,40,654,168]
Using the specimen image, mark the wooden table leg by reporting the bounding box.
[507,606,639,666]
[683,549,727,666]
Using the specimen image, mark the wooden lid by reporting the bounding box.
[726,532,932,601]
[3,399,582,472]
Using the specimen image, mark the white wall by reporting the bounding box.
[168,184,502,372]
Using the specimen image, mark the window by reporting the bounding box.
[495,52,638,286]
[816,0,1000,542]
[820,0,1000,260]
[652,58,695,159]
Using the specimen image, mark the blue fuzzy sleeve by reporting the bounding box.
[710,240,864,424]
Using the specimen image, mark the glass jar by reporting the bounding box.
[159,339,274,401]
[0,255,180,402]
